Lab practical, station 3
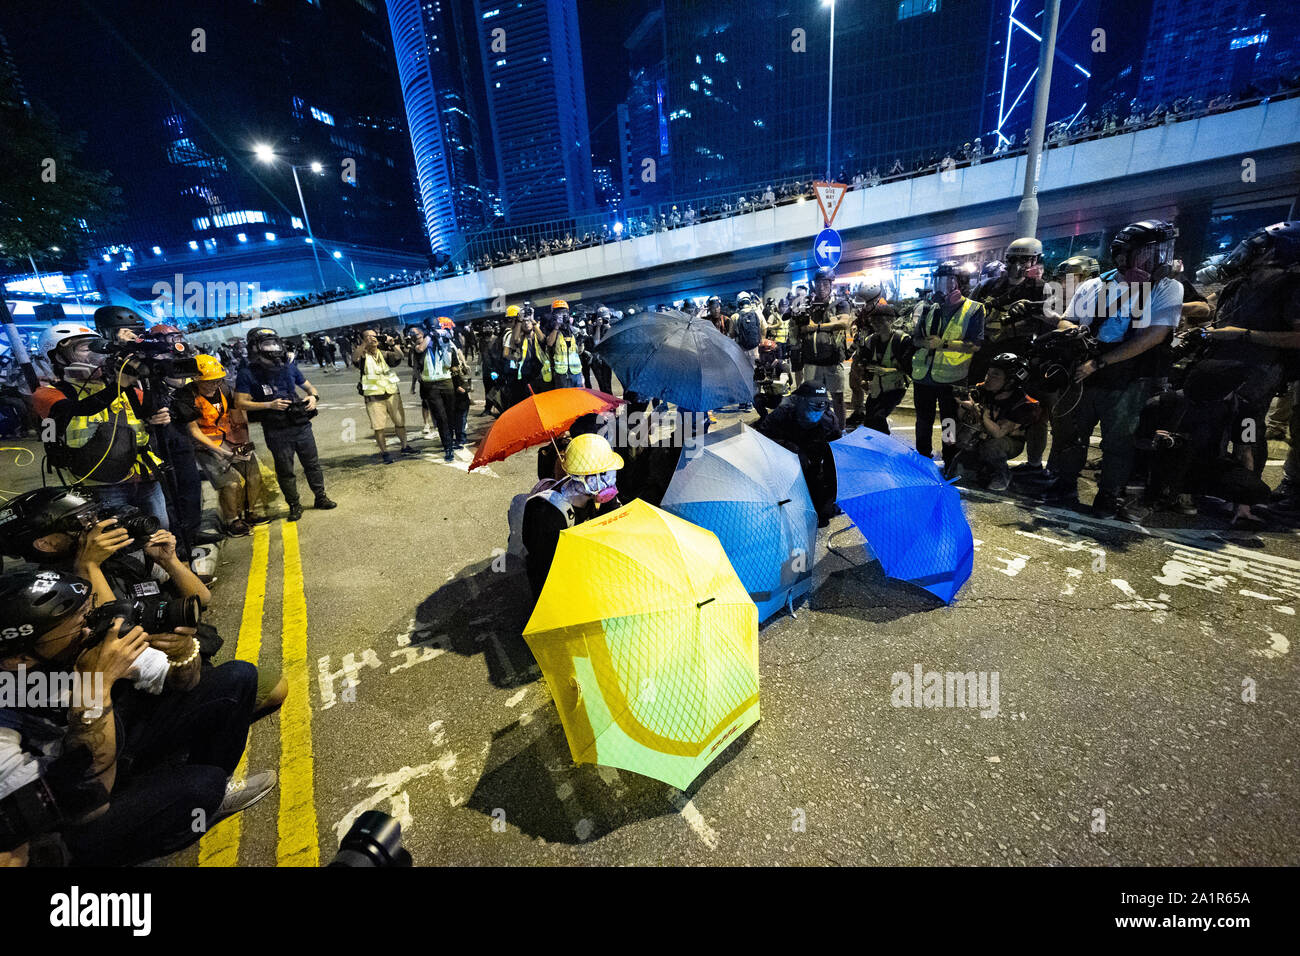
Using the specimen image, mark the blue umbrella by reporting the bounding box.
[660,423,816,622]
[593,309,753,411]
[830,427,973,603]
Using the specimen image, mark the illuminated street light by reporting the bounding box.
[254,142,275,164]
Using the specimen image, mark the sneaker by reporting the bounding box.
[212,771,277,824]
[422,425,434,439]
[314,496,337,510]
[382,452,394,464]
[1035,480,1079,506]
[987,474,1011,492]
[1010,461,1043,474]
[287,503,303,522]
[190,544,218,582]
[243,511,271,525]
[226,518,251,537]
[444,449,455,462]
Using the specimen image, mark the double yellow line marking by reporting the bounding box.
[197,520,319,866]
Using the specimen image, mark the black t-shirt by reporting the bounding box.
[977,386,1040,431]
[754,402,843,450]
[974,276,1047,339]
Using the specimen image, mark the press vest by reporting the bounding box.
[541,334,583,382]
[57,381,160,484]
[912,299,980,385]
[360,351,400,395]
[867,335,909,395]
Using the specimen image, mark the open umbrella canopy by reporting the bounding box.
[593,309,753,411]
[469,387,621,471]
[830,427,974,603]
[660,422,816,623]
[524,499,760,791]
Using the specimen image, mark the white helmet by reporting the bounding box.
[40,323,99,358]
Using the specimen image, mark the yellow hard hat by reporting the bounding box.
[551,299,570,311]
[562,433,624,476]
[194,354,227,381]
[506,305,520,318]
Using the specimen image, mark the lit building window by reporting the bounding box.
[897,0,940,20]
[188,240,199,251]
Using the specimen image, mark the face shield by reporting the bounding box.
[932,273,962,302]
[1118,239,1175,283]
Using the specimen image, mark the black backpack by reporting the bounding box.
[735,309,762,350]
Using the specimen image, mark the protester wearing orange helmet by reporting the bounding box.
[171,355,265,537]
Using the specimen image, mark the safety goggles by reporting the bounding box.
[578,470,617,496]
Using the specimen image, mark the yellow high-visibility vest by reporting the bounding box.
[360,351,400,395]
[541,334,582,382]
[912,299,980,384]
[63,382,160,483]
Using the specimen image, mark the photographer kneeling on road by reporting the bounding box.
[0,487,288,721]
[235,328,336,522]
[949,353,1041,491]
[0,569,276,866]
[32,321,172,529]
[172,354,266,537]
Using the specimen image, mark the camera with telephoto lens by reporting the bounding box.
[84,504,160,547]
[328,810,412,866]
[83,594,202,646]
[1027,326,1100,392]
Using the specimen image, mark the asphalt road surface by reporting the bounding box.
[3,366,1297,866]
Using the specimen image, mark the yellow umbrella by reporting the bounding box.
[524,499,760,791]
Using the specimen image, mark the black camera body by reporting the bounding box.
[1028,327,1100,393]
[106,339,200,380]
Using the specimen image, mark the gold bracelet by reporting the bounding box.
[169,638,201,668]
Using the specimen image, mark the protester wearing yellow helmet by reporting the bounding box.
[171,354,266,537]
[521,433,624,597]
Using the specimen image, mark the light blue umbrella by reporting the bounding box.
[830,427,973,604]
[593,309,753,411]
[660,423,816,622]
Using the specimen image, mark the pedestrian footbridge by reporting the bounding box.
[186,98,1300,347]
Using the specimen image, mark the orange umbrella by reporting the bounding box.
[469,387,622,471]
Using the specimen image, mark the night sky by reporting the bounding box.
[577,0,657,171]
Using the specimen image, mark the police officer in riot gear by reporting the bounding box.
[1196,222,1300,516]
[1039,219,1184,520]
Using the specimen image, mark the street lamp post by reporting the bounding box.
[825,0,836,182]
[255,144,327,292]
[1016,0,1062,239]
[291,163,327,292]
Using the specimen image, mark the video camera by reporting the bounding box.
[1027,326,1100,393]
[101,338,200,381]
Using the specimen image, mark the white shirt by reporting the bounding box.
[1066,275,1183,343]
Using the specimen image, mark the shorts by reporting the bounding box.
[804,361,848,394]
[364,392,405,430]
[195,446,258,491]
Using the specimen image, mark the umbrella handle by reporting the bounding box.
[696,597,715,608]
[777,498,791,506]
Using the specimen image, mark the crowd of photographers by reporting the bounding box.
[0,306,313,866]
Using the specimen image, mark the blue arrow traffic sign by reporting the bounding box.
[813,228,842,269]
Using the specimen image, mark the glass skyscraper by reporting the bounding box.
[473,0,595,223]
[389,0,493,257]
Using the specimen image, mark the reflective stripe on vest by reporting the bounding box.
[63,382,159,483]
[361,352,400,395]
[911,299,979,384]
[541,334,582,382]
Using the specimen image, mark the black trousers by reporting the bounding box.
[912,382,959,460]
[418,378,456,449]
[160,421,203,557]
[62,661,258,866]
[261,422,326,506]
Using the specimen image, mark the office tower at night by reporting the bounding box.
[662,0,997,197]
[618,6,673,208]
[0,0,425,298]
[388,0,494,258]
[473,0,595,223]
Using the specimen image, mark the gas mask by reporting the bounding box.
[60,338,110,382]
[563,470,618,505]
